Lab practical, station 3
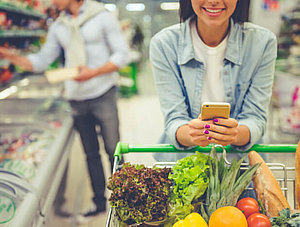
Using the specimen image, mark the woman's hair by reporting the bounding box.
[179,0,250,23]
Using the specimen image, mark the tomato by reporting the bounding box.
[209,206,247,227]
[236,197,260,218]
[247,213,271,227]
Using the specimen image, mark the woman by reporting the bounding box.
[150,0,277,161]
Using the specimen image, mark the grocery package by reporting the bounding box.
[0,129,54,181]
[0,0,46,84]
[45,67,79,84]
[249,151,291,217]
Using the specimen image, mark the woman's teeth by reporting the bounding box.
[205,8,222,13]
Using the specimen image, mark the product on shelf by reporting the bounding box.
[0,0,47,85]
[277,5,300,60]
[0,129,54,181]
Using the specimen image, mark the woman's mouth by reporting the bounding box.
[202,7,225,17]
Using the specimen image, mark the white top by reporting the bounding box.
[190,21,228,103]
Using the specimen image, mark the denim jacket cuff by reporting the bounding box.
[166,119,190,150]
[232,118,262,151]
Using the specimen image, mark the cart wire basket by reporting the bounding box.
[105,142,298,227]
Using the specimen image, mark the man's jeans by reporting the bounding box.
[69,86,119,207]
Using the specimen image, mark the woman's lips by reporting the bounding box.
[202,7,225,17]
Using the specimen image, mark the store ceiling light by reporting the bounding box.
[105,4,116,11]
[126,3,145,12]
[160,2,180,10]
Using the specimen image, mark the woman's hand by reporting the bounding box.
[202,118,239,146]
[177,118,248,148]
[188,119,213,147]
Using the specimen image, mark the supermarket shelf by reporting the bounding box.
[0,30,46,38]
[0,2,45,19]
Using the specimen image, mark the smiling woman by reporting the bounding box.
[180,0,250,23]
[150,0,277,161]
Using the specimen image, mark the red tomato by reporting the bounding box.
[247,213,271,227]
[236,197,260,218]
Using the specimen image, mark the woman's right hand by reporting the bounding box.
[188,119,212,147]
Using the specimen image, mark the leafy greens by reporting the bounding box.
[107,163,172,225]
[270,208,300,227]
[167,152,210,222]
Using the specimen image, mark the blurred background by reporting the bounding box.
[0,0,299,226]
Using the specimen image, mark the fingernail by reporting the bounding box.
[208,137,212,140]
[204,130,209,134]
[213,118,219,123]
[205,124,210,129]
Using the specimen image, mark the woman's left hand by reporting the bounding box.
[203,118,238,146]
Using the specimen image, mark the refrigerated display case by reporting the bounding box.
[0,75,74,227]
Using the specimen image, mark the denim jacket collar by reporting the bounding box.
[178,18,243,66]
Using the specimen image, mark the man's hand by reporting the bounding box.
[74,66,98,82]
[202,118,239,146]
[0,47,14,59]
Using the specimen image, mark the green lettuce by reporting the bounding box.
[168,152,210,221]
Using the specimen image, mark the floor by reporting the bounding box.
[46,61,299,227]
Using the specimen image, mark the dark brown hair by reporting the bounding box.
[179,0,250,23]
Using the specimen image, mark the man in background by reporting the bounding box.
[0,0,128,222]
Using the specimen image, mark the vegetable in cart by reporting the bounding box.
[270,208,300,227]
[168,152,210,219]
[200,149,260,222]
[107,163,172,225]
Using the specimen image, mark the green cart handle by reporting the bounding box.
[114,142,297,161]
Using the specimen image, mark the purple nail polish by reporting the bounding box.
[213,118,219,123]
[205,124,210,129]
[204,130,209,134]
[208,137,212,140]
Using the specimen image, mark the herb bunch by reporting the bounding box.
[107,163,172,225]
[200,149,261,222]
[270,208,300,227]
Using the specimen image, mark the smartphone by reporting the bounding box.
[200,102,231,120]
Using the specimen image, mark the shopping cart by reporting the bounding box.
[106,142,298,227]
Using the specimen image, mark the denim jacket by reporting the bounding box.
[150,18,277,161]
